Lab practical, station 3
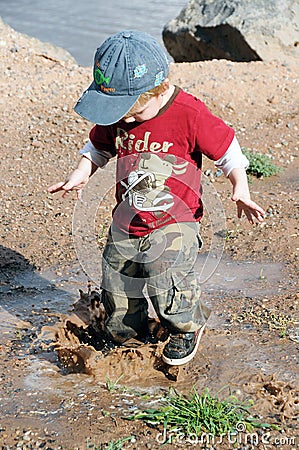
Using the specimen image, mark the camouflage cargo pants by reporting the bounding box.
[101,221,210,343]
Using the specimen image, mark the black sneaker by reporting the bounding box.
[162,324,206,366]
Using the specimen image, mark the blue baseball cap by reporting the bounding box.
[74,30,169,125]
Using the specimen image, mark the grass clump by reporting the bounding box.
[102,436,134,449]
[127,387,275,437]
[105,374,124,392]
[242,149,281,178]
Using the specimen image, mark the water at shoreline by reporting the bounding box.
[0,0,187,66]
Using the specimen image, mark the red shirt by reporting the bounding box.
[89,87,234,235]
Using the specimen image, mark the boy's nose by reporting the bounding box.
[123,116,136,123]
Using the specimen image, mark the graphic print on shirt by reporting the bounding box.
[120,153,188,218]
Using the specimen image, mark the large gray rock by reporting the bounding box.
[163,0,299,63]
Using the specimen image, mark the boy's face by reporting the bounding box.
[122,95,163,123]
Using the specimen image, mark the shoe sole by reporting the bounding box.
[162,323,206,366]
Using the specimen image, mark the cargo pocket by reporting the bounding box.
[164,272,199,315]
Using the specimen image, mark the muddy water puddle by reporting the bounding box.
[0,256,298,445]
[196,253,285,296]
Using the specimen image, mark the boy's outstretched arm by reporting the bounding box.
[47,156,98,199]
[228,167,265,224]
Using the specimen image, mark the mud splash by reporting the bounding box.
[1,256,298,448]
[39,297,179,385]
[37,258,298,396]
[36,289,299,425]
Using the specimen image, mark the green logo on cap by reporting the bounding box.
[94,68,110,86]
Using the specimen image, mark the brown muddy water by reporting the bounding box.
[0,254,298,448]
[0,246,299,450]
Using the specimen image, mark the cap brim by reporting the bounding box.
[74,82,140,125]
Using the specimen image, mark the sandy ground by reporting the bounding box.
[0,18,298,450]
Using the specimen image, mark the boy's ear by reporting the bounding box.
[161,78,170,94]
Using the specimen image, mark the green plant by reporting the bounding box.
[14,329,25,339]
[99,224,108,239]
[242,149,281,178]
[105,374,124,392]
[102,436,134,450]
[225,225,240,241]
[259,268,266,281]
[127,387,276,437]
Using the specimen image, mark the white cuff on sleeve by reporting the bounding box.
[215,136,249,177]
[79,140,110,168]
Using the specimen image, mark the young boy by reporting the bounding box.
[48,30,265,366]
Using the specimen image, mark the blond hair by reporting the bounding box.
[125,79,169,117]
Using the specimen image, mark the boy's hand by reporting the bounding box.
[231,193,265,224]
[228,168,265,224]
[47,168,89,200]
[47,156,97,200]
